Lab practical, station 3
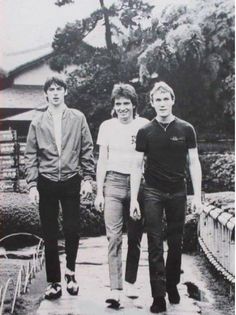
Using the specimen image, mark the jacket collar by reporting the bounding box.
[47,104,68,119]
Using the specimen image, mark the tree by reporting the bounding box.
[137,0,234,138]
[50,0,234,140]
[51,0,153,68]
[49,0,154,139]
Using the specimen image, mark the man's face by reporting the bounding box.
[114,97,134,123]
[151,90,174,118]
[45,83,67,107]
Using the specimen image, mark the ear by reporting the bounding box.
[64,89,68,96]
[44,92,49,102]
[150,96,154,107]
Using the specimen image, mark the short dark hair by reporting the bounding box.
[43,76,67,93]
[111,83,138,118]
[150,81,175,103]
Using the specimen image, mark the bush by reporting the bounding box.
[197,153,234,193]
[210,153,235,191]
[0,188,105,239]
[0,193,41,238]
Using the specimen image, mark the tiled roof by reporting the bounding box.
[2,46,53,75]
[0,85,46,109]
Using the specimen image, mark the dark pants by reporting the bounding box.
[125,204,144,284]
[104,171,144,289]
[38,174,81,283]
[143,184,186,297]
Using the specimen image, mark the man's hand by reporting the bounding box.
[191,196,203,215]
[29,186,39,205]
[80,180,93,199]
[94,194,104,212]
[130,199,141,221]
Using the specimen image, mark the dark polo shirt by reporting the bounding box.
[136,117,197,193]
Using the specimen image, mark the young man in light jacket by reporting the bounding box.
[25,76,94,300]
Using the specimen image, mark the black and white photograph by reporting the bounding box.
[0,0,234,314]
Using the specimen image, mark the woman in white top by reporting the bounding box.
[95,83,149,308]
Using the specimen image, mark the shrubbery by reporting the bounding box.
[0,193,41,238]
[79,200,105,237]
[0,190,105,239]
[187,153,235,193]
[209,153,235,191]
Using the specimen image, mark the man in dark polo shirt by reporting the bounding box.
[129,81,202,313]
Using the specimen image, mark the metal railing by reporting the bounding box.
[198,204,235,283]
[0,233,44,315]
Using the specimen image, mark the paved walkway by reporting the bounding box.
[36,235,213,315]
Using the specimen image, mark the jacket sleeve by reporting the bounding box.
[80,115,95,179]
[24,122,39,189]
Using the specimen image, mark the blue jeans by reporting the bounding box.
[104,171,144,290]
[143,184,186,297]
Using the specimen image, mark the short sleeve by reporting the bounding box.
[186,124,197,149]
[136,128,148,153]
[97,121,109,146]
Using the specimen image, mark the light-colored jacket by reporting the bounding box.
[25,106,94,188]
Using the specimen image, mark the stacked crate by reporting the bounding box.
[0,130,20,192]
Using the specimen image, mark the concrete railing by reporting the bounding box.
[198,204,235,283]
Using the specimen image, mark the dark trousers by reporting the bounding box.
[38,174,81,283]
[143,184,186,297]
[125,216,143,284]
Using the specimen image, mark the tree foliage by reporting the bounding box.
[50,0,234,140]
[137,0,234,137]
[49,0,154,139]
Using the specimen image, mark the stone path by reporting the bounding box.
[36,235,213,315]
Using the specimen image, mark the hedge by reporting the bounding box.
[186,152,235,194]
[0,190,105,240]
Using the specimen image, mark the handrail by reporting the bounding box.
[0,234,44,315]
[198,204,235,283]
[0,278,15,315]
[0,232,42,245]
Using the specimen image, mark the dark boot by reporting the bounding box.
[150,297,166,313]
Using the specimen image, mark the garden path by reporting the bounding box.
[36,235,222,315]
